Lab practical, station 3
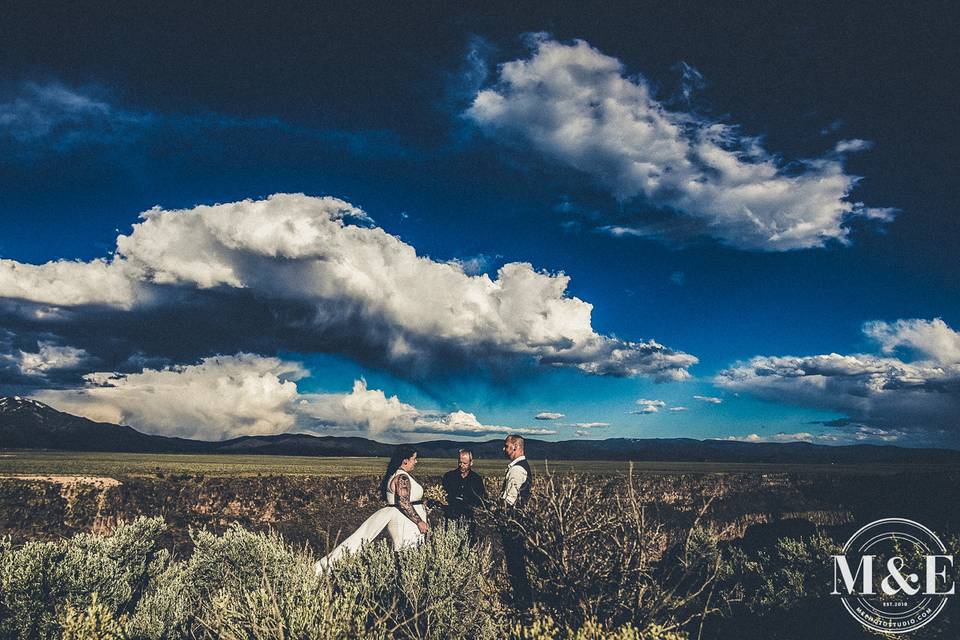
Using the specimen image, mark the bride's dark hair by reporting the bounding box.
[380,445,418,501]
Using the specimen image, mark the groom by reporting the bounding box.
[500,434,533,611]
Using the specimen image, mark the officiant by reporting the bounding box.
[441,448,487,539]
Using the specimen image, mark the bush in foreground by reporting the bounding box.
[198,521,504,640]
[0,517,168,640]
[497,467,730,637]
[0,518,506,640]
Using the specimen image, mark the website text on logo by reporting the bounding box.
[831,518,954,634]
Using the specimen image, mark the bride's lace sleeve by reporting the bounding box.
[393,474,423,525]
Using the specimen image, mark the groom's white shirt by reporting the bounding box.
[501,455,527,506]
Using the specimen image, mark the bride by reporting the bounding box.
[315,446,429,573]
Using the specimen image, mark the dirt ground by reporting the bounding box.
[0,475,121,488]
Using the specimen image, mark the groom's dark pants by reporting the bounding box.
[500,523,532,611]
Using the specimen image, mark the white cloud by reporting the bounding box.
[716,318,960,442]
[844,425,906,442]
[863,317,960,366]
[467,36,894,251]
[0,193,697,381]
[413,410,553,437]
[3,341,89,377]
[33,354,554,441]
[298,379,420,435]
[300,378,554,438]
[632,398,666,414]
[572,422,609,429]
[34,354,307,440]
[721,426,906,445]
[669,406,688,412]
[0,258,147,309]
[723,432,815,443]
[693,395,723,404]
[834,139,872,154]
[535,411,565,420]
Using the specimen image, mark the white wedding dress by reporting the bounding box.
[315,469,427,573]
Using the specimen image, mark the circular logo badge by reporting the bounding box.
[832,518,955,634]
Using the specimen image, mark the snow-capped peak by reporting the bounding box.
[0,396,50,412]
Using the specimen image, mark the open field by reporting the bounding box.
[2,450,959,638]
[2,457,958,639]
[2,449,955,478]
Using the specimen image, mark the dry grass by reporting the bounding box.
[2,450,949,479]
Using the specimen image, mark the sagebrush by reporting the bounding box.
[2,469,957,640]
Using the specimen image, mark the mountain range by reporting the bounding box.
[2,396,959,464]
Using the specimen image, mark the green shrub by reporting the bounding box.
[508,468,729,635]
[392,521,505,639]
[0,517,168,640]
[723,531,959,640]
[197,560,385,640]
[129,523,304,639]
[199,521,505,640]
[724,532,839,616]
[189,525,394,639]
[0,538,63,640]
[2,517,505,640]
[511,613,689,639]
[59,594,130,640]
[717,532,852,639]
[129,520,505,640]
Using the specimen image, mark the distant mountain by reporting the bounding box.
[0,396,211,453]
[218,433,960,464]
[3,396,959,464]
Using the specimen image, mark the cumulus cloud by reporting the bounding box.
[669,406,688,412]
[0,258,148,309]
[716,318,960,444]
[0,331,89,378]
[0,193,697,383]
[863,318,960,365]
[0,332,91,385]
[423,411,552,437]
[33,354,554,441]
[693,395,723,404]
[632,398,666,414]
[572,422,609,429]
[34,354,307,440]
[535,411,565,420]
[7,341,89,377]
[300,378,554,438]
[467,36,894,251]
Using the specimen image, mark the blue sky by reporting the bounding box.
[1,3,958,447]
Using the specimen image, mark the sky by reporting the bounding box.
[1,2,958,447]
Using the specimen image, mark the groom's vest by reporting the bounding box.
[514,458,533,508]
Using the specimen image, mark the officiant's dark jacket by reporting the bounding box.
[441,468,487,520]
